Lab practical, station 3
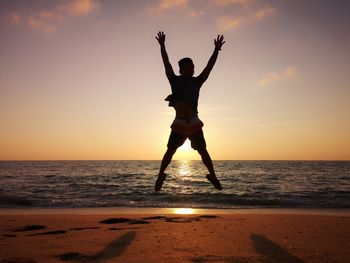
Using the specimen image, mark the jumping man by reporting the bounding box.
[155,31,225,192]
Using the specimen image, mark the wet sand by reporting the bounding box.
[0,208,349,263]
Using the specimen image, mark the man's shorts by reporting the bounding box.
[167,129,206,150]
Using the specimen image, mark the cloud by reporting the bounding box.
[27,16,57,34]
[255,5,276,20]
[149,0,205,18]
[285,67,296,78]
[258,72,280,86]
[217,16,244,31]
[150,0,246,14]
[151,0,188,14]
[216,3,277,31]
[10,13,21,24]
[210,0,248,6]
[60,0,101,16]
[148,0,277,32]
[9,0,100,34]
[188,10,205,18]
[258,67,297,86]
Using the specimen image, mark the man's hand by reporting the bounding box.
[198,34,225,83]
[156,31,166,46]
[214,35,225,51]
[156,31,175,81]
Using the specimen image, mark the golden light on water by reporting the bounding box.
[172,208,195,214]
[178,159,191,176]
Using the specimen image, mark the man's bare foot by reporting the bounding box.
[206,174,222,190]
[155,173,167,192]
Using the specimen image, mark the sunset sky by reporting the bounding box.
[0,0,349,160]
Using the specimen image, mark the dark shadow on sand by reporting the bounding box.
[1,257,37,263]
[98,218,149,225]
[251,234,305,263]
[59,231,136,262]
[28,230,66,236]
[12,225,46,232]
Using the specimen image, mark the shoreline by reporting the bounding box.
[1,207,349,216]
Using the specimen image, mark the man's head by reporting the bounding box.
[178,57,194,77]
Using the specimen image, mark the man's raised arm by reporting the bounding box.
[156,31,175,81]
[198,35,225,83]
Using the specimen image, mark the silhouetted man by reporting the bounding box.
[155,31,225,191]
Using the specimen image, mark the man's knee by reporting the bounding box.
[196,147,208,156]
[166,147,177,156]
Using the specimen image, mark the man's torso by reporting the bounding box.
[170,75,204,118]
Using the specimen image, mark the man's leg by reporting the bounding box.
[197,147,215,175]
[155,147,177,191]
[189,130,215,175]
[190,130,222,190]
[159,147,177,175]
[155,131,186,191]
[197,148,222,190]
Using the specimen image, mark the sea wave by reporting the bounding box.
[0,160,349,208]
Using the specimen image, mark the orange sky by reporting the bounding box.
[0,0,349,160]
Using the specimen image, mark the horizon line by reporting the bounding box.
[0,159,349,162]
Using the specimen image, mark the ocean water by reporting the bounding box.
[0,160,349,209]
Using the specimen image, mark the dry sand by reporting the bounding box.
[0,209,349,263]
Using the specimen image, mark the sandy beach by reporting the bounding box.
[0,208,349,263]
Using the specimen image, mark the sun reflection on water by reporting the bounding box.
[172,208,195,214]
[178,160,191,176]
